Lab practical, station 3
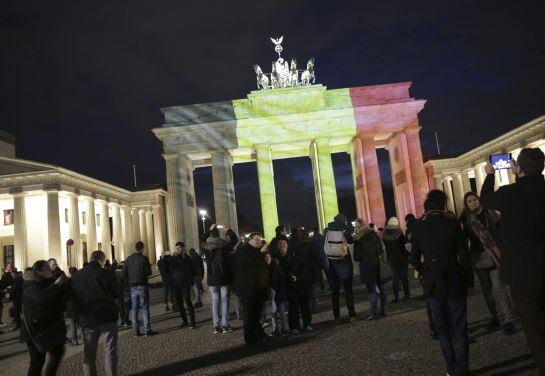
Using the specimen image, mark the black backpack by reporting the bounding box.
[210,248,228,279]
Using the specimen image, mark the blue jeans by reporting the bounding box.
[130,285,151,334]
[69,317,79,344]
[193,277,203,305]
[427,296,469,376]
[391,264,410,299]
[82,321,118,376]
[209,285,230,328]
[364,281,387,315]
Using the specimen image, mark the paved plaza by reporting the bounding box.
[0,280,538,376]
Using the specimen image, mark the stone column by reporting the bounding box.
[310,139,339,232]
[112,204,122,262]
[45,189,62,267]
[405,128,430,217]
[153,204,168,254]
[164,154,184,250]
[461,171,472,195]
[121,206,133,260]
[255,145,279,241]
[85,197,97,256]
[139,210,149,256]
[13,192,28,270]
[211,151,239,233]
[178,156,199,250]
[452,173,465,215]
[443,177,456,213]
[146,211,156,263]
[434,177,443,191]
[349,145,368,220]
[474,164,486,195]
[68,193,82,268]
[99,201,111,257]
[131,207,141,243]
[361,135,386,226]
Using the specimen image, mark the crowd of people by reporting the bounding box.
[0,147,544,376]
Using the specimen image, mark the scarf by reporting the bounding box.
[469,209,501,268]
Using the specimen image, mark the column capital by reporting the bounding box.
[43,183,62,192]
[404,126,422,135]
[162,153,178,160]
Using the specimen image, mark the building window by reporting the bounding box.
[65,208,69,223]
[96,213,100,227]
[4,209,14,225]
[82,211,87,225]
[3,245,14,268]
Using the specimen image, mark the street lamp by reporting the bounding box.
[199,209,207,233]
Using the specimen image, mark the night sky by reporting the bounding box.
[2,1,544,233]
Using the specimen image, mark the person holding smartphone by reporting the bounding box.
[21,260,71,376]
[480,148,545,374]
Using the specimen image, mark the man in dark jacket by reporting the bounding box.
[157,251,174,311]
[411,190,473,376]
[123,241,156,336]
[235,232,269,345]
[114,262,131,327]
[480,148,545,374]
[71,250,121,376]
[202,224,238,334]
[268,225,287,260]
[189,248,205,308]
[169,242,197,328]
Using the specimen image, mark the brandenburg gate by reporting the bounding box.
[153,38,429,247]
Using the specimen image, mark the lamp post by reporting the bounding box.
[199,209,207,233]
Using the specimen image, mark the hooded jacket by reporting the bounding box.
[202,229,238,286]
[382,225,408,268]
[234,242,269,298]
[324,214,354,280]
[354,228,383,284]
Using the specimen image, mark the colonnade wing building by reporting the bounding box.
[0,134,168,271]
[425,115,545,216]
[153,83,430,243]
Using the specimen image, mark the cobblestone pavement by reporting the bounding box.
[0,280,538,375]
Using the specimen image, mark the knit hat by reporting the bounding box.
[334,214,348,224]
[387,217,399,227]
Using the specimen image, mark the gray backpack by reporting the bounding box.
[324,230,348,260]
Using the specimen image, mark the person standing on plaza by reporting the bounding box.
[202,224,238,334]
[157,251,174,311]
[71,250,121,376]
[8,268,25,330]
[460,192,517,335]
[189,248,205,308]
[353,218,387,320]
[66,267,79,346]
[382,217,411,303]
[235,232,270,345]
[114,262,131,327]
[48,258,64,280]
[411,190,473,376]
[267,241,289,335]
[480,148,545,374]
[324,214,356,322]
[268,225,287,260]
[279,232,314,333]
[21,260,70,376]
[169,242,197,329]
[123,241,156,337]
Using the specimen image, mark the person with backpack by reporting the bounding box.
[382,217,411,303]
[411,190,474,376]
[202,224,239,334]
[324,214,356,323]
[353,218,387,320]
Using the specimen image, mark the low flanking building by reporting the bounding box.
[0,133,168,271]
[425,115,545,216]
